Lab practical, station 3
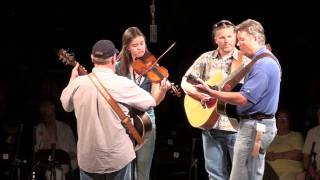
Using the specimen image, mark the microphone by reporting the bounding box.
[149,3,157,43]
[150,24,157,43]
[49,144,56,180]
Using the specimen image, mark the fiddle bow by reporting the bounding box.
[133,42,181,97]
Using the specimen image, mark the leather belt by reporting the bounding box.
[239,113,274,120]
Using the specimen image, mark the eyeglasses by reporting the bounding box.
[213,20,235,28]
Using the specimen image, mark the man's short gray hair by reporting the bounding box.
[236,19,266,45]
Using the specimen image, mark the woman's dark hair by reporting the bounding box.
[118,27,148,76]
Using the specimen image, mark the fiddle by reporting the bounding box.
[133,52,168,83]
[132,43,181,97]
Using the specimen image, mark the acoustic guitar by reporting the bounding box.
[57,49,152,151]
[184,54,244,130]
[184,71,242,130]
[184,48,274,130]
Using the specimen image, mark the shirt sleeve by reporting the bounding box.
[181,53,206,90]
[303,128,314,155]
[112,77,156,111]
[60,78,80,112]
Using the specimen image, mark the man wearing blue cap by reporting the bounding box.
[60,39,156,180]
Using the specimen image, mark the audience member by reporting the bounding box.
[266,109,304,180]
[296,106,320,180]
[34,98,77,180]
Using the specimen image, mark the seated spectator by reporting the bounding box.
[266,108,304,180]
[34,98,77,180]
[296,106,320,180]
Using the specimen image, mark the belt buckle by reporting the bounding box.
[256,115,264,120]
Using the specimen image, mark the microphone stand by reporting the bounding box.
[10,123,24,180]
[188,138,198,180]
[49,144,56,180]
[31,127,38,180]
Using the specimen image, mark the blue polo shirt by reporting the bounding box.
[237,46,281,116]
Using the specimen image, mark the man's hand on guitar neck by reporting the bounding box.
[182,79,211,101]
[69,63,80,84]
[192,77,213,95]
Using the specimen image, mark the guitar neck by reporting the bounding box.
[222,63,252,90]
[71,61,88,75]
[221,53,272,91]
[166,79,181,97]
[78,66,88,75]
[58,49,88,75]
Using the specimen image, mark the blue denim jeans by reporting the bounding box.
[79,163,131,180]
[202,129,237,180]
[229,118,277,180]
[135,127,156,180]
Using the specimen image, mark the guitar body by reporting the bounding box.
[131,111,153,151]
[216,101,238,121]
[184,73,243,129]
[184,71,226,130]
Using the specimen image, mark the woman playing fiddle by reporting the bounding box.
[116,26,171,180]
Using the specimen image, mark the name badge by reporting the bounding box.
[256,123,266,132]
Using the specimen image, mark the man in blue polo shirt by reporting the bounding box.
[193,19,281,180]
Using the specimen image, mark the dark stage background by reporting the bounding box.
[2,1,320,179]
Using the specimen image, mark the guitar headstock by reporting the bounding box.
[57,49,88,75]
[186,74,200,85]
[170,83,182,97]
[58,49,77,66]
